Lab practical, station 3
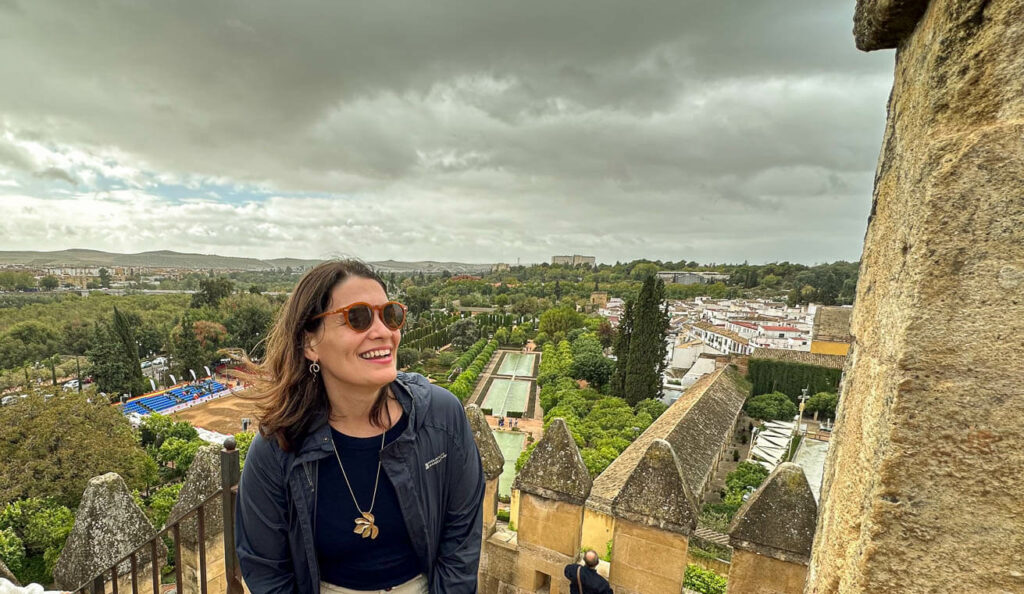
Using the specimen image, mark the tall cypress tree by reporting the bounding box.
[172,310,206,381]
[622,275,669,405]
[609,299,633,397]
[111,306,148,396]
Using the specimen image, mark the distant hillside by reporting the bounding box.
[0,249,493,273]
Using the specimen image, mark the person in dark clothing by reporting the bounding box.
[234,260,485,593]
[564,550,613,594]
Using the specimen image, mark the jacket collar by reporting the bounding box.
[293,372,430,459]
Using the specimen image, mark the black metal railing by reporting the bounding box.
[72,438,244,594]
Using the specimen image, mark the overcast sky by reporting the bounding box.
[0,0,895,265]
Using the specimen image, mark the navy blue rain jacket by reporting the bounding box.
[235,372,485,593]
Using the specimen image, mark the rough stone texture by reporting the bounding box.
[610,439,698,536]
[729,463,816,565]
[0,559,18,586]
[466,404,505,480]
[513,418,591,504]
[53,473,165,590]
[727,550,808,594]
[608,518,690,594]
[809,307,854,344]
[749,348,846,370]
[167,445,224,547]
[809,1,1024,591]
[589,367,747,512]
[853,0,930,50]
[515,494,584,557]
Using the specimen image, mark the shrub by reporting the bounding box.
[496,509,510,522]
[745,391,798,421]
[683,564,727,594]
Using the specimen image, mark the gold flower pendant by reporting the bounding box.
[353,511,379,539]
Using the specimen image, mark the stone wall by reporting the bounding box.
[53,473,164,593]
[808,0,1024,592]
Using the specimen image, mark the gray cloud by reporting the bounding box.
[0,0,894,263]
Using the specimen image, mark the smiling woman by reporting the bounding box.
[235,260,485,594]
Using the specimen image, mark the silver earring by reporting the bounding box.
[309,361,320,377]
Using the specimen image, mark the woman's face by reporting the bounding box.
[305,276,401,395]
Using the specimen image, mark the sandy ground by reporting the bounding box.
[173,393,259,435]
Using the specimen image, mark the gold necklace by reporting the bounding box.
[330,429,387,540]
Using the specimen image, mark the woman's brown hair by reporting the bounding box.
[241,259,392,452]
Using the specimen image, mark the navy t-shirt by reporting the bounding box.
[315,413,420,589]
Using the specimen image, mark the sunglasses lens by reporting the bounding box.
[346,305,374,331]
[383,303,405,329]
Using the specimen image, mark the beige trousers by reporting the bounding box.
[320,574,428,594]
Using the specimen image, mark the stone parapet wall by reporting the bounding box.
[808,1,1024,591]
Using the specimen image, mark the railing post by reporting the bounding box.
[221,436,243,594]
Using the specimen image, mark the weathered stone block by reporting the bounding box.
[727,550,807,594]
[53,473,165,591]
[853,0,931,51]
[516,494,583,557]
[609,518,689,594]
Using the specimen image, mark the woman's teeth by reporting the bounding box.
[360,349,391,360]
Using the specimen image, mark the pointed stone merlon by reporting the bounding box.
[166,444,231,594]
[466,404,504,544]
[466,404,505,481]
[611,439,698,536]
[53,473,166,591]
[513,418,591,504]
[853,0,930,51]
[726,463,816,594]
[511,418,591,558]
[607,439,699,594]
[167,444,224,547]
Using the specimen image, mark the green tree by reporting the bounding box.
[157,437,204,479]
[538,306,584,336]
[234,431,255,468]
[508,327,527,347]
[139,414,198,449]
[570,353,614,388]
[634,398,668,421]
[806,391,839,419]
[0,271,36,291]
[595,318,615,349]
[620,275,668,405]
[111,306,148,395]
[449,318,479,350]
[0,526,25,576]
[0,321,61,370]
[0,392,152,507]
[86,322,143,397]
[683,564,727,594]
[38,276,59,290]
[190,277,235,308]
[143,483,183,528]
[98,268,111,288]
[745,392,799,421]
[630,262,660,280]
[493,327,510,345]
[0,497,74,584]
[609,300,633,398]
[170,311,206,380]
